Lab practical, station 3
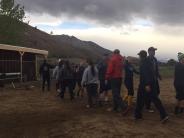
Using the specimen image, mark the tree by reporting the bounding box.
[167,59,177,66]
[0,0,26,45]
[0,0,25,21]
[50,31,53,35]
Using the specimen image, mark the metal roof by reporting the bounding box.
[0,44,48,56]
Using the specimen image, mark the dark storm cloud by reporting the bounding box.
[15,0,184,26]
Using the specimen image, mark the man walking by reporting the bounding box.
[39,59,53,92]
[106,49,125,112]
[134,50,168,123]
[145,47,162,112]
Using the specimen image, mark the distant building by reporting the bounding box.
[0,44,48,82]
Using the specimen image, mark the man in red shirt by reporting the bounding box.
[106,49,125,112]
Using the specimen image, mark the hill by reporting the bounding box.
[0,16,111,60]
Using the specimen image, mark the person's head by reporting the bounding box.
[102,53,109,60]
[113,49,120,55]
[138,50,147,60]
[43,59,47,64]
[58,58,61,63]
[58,60,63,67]
[87,59,96,76]
[178,52,184,64]
[148,47,157,57]
[87,59,94,66]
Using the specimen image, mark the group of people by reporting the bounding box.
[39,59,85,100]
[39,46,184,124]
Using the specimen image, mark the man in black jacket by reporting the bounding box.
[134,50,168,123]
[145,47,162,112]
[39,59,53,92]
[174,52,184,114]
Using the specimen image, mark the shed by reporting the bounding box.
[0,44,48,82]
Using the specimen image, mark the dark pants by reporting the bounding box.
[145,80,160,109]
[60,79,74,100]
[135,83,167,119]
[42,76,50,91]
[125,80,134,96]
[111,78,124,110]
[99,79,111,94]
[86,83,98,107]
[56,80,60,90]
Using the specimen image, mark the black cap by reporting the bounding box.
[114,49,120,54]
[148,47,157,51]
[138,50,147,57]
[103,53,109,56]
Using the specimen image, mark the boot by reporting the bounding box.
[128,96,133,107]
[174,106,179,115]
[122,96,133,116]
[180,107,184,114]
[123,95,128,103]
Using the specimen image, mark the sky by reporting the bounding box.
[15,0,184,60]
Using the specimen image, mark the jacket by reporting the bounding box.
[105,54,124,80]
[81,66,99,86]
[139,58,155,86]
[174,62,184,88]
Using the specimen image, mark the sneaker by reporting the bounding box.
[57,89,61,93]
[107,107,113,112]
[161,116,169,124]
[86,105,90,108]
[134,117,143,121]
[147,109,154,113]
[122,107,132,116]
[104,96,109,102]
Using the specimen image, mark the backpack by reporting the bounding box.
[59,65,73,80]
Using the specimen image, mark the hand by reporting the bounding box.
[105,80,108,85]
[159,75,162,81]
[145,86,151,92]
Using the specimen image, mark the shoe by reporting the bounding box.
[86,105,91,108]
[57,89,61,93]
[107,107,113,112]
[174,106,179,115]
[107,107,118,112]
[104,96,109,102]
[161,116,169,124]
[122,106,132,116]
[180,107,184,114]
[147,109,154,113]
[134,116,143,121]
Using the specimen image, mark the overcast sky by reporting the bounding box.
[15,0,184,60]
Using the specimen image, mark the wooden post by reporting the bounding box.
[35,55,38,80]
[19,51,24,83]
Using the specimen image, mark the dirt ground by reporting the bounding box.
[0,79,183,138]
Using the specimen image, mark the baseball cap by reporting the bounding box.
[138,50,147,57]
[148,47,157,51]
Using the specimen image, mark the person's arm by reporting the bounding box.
[81,68,88,87]
[39,65,43,75]
[105,59,114,80]
[52,66,57,78]
[174,64,178,89]
[95,67,100,85]
[155,58,162,80]
[132,66,139,74]
[143,60,152,92]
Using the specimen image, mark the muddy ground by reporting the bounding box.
[0,79,183,138]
